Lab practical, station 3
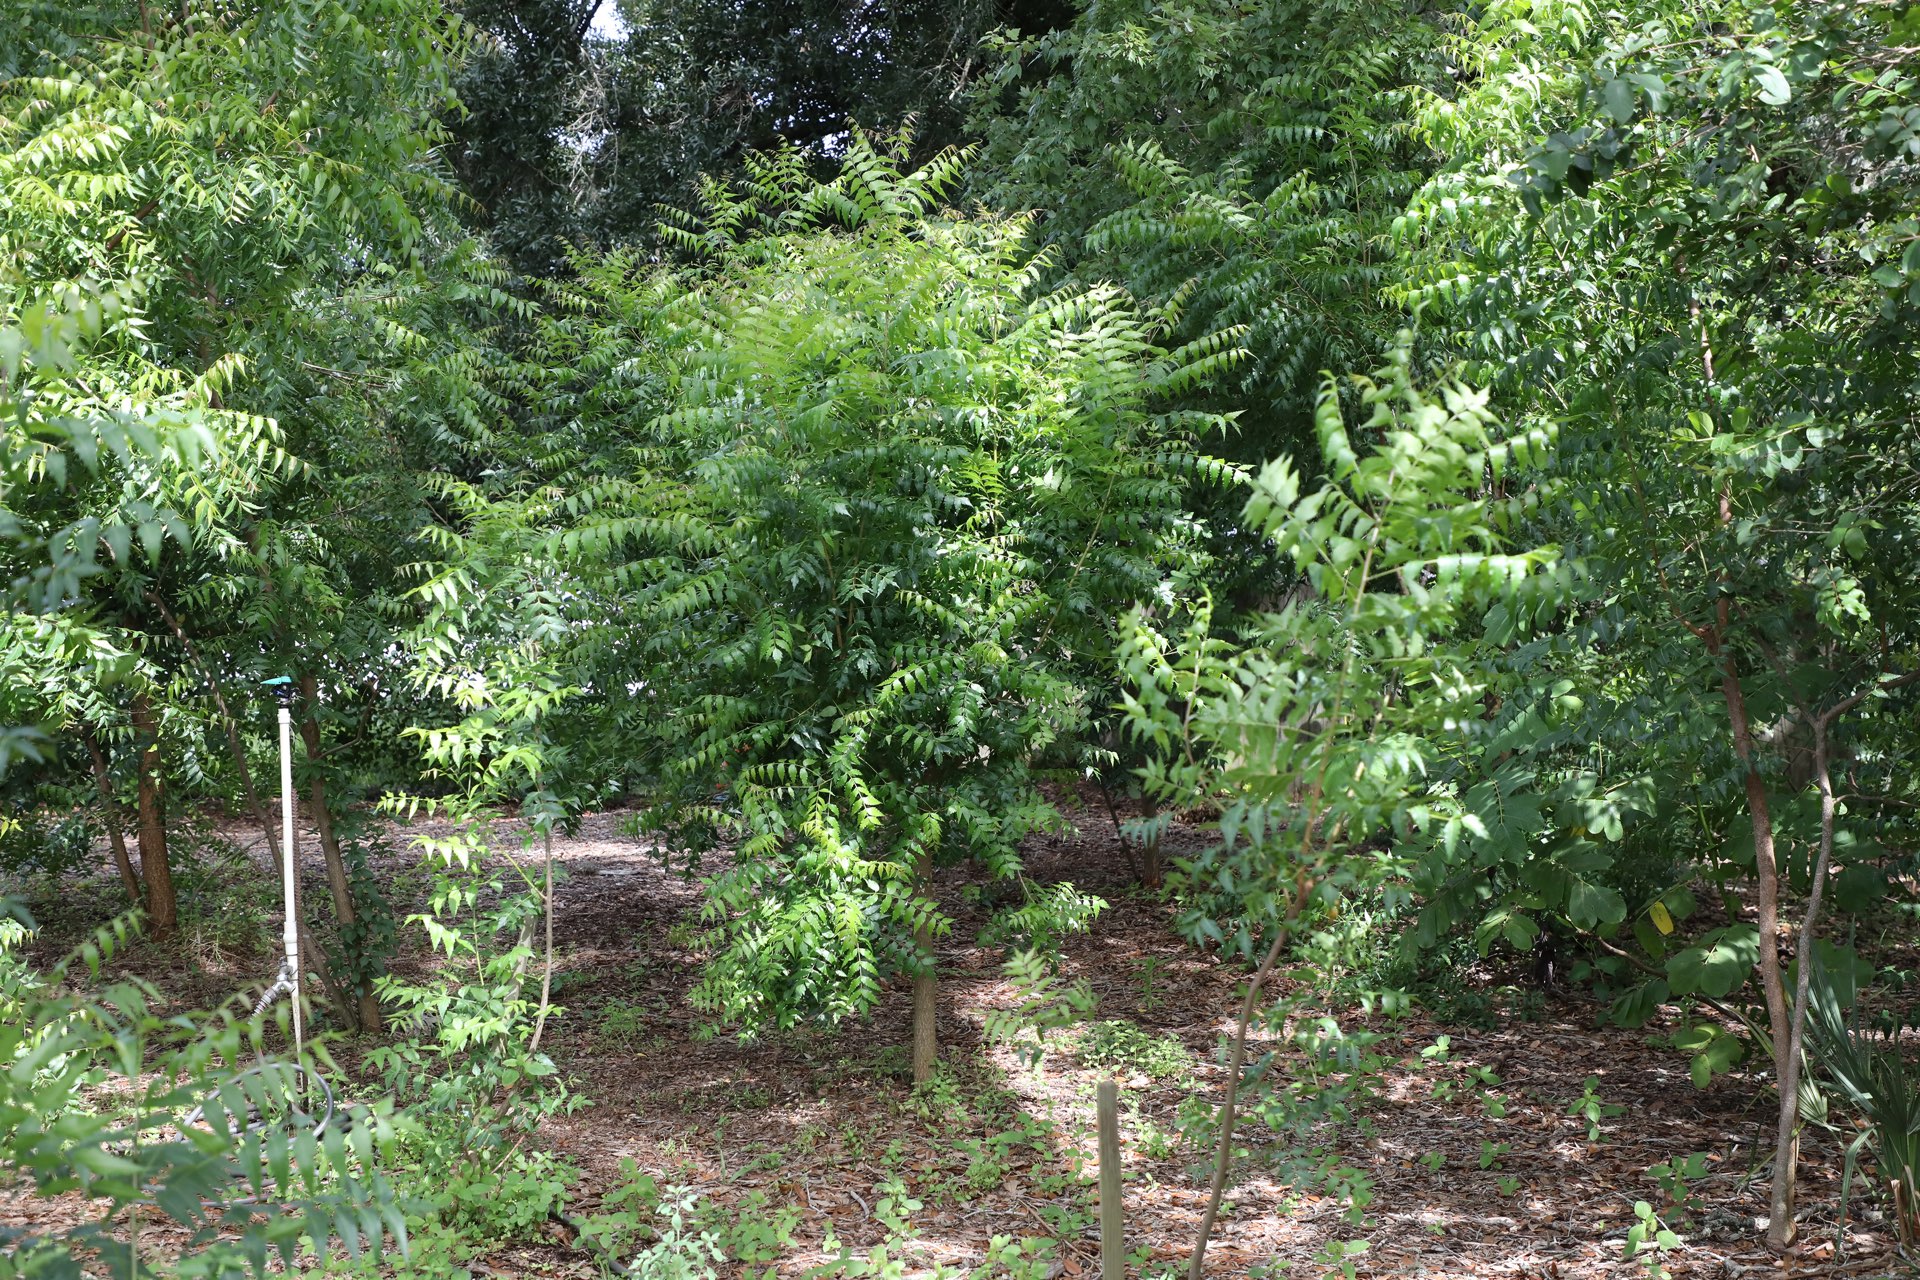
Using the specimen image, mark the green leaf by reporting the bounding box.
[1831,864,1885,915]
[1666,926,1759,999]
[1673,1023,1745,1088]
[1567,878,1626,930]
[1752,64,1791,105]
[1609,978,1669,1027]
[1787,939,1868,1010]
[1601,78,1635,123]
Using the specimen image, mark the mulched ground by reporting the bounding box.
[6,804,1917,1279]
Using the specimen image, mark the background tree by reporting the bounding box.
[1,0,480,984]
[1120,342,1564,1277]
[968,0,1450,482]
[1388,0,1920,1243]
[450,0,1078,275]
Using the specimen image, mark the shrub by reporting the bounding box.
[0,904,404,1275]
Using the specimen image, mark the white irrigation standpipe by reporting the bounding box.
[270,678,304,1070]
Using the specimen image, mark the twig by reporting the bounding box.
[100,197,159,255]
[1019,1199,1098,1261]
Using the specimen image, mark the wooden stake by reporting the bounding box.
[1097,1077,1124,1279]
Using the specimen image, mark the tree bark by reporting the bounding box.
[298,674,381,1032]
[129,694,176,939]
[82,727,143,905]
[1709,622,1796,1246]
[1139,793,1163,890]
[911,851,938,1083]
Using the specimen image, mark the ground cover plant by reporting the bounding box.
[3,0,1918,1276]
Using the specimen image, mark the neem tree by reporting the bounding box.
[1120,344,1565,1278]
[1,0,472,967]
[529,136,1240,1078]
[1387,0,1920,1242]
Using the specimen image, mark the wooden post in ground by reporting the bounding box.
[1097,1077,1124,1279]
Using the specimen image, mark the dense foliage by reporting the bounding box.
[1121,343,1566,1271]
[1389,0,1920,1242]
[3,0,1918,1271]
[968,0,1449,479]
[414,137,1242,1075]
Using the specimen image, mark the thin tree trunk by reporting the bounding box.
[82,728,143,905]
[911,850,938,1084]
[911,969,938,1083]
[1096,778,1140,881]
[1778,711,1839,1139]
[130,694,176,939]
[1140,793,1163,890]
[1188,877,1313,1280]
[528,828,556,1055]
[1772,675,1920,1244]
[1710,622,1796,1246]
[297,674,381,1032]
[1688,385,1798,1247]
[1188,932,1286,1280]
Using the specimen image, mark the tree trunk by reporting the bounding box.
[911,967,938,1083]
[298,674,381,1032]
[911,851,938,1083]
[1096,779,1140,881]
[1140,794,1163,890]
[1711,625,1796,1247]
[129,694,175,939]
[1776,709,1840,1195]
[82,728,143,905]
[1188,873,1316,1280]
[1765,679,1919,1246]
